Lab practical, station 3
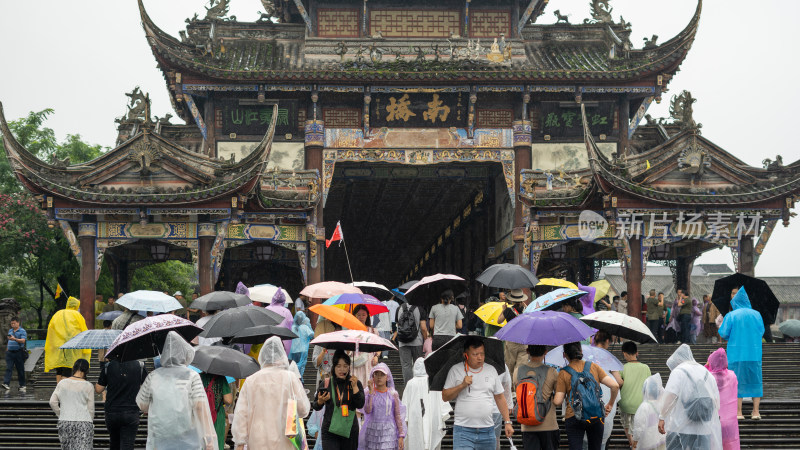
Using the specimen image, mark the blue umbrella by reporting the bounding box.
[545,344,623,372]
[60,330,123,350]
[494,311,594,346]
[524,288,588,313]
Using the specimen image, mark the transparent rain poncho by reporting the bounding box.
[660,344,722,449]
[632,374,666,450]
[232,336,310,450]
[290,311,314,377]
[359,363,406,450]
[267,288,295,356]
[401,358,452,450]
[136,331,217,450]
[705,348,740,450]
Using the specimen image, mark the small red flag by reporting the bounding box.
[326,222,344,248]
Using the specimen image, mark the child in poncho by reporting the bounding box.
[632,373,666,450]
[358,363,406,450]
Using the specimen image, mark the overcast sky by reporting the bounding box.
[1,0,798,276]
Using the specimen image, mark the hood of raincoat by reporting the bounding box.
[294,311,308,326]
[692,297,699,307]
[160,331,195,368]
[642,373,664,402]
[731,287,752,310]
[666,343,696,371]
[369,362,397,390]
[272,287,287,307]
[706,347,729,373]
[66,296,80,310]
[235,281,250,296]
[288,360,301,378]
[413,357,427,378]
[257,335,288,369]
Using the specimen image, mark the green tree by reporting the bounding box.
[130,261,197,297]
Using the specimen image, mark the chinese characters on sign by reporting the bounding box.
[539,102,615,137]
[371,92,467,128]
[613,212,762,241]
[220,100,298,136]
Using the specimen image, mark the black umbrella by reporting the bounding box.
[191,346,261,379]
[190,291,251,311]
[711,273,780,322]
[424,335,505,391]
[476,263,539,289]
[200,305,283,338]
[229,325,298,344]
[397,280,419,291]
[106,316,203,362]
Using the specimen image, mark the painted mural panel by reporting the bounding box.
[217,142,304,170]
[323,128,513,149]
[531,142,616,172]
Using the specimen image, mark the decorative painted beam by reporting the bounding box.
[182,93,208,140]
[517,0,542,36]
[628,96,653,138]
[292,0,313,33]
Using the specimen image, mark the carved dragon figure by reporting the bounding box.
[669,90,701,130]
[643,34,659,49]
[125,87,149,123]
[585,0,613,24]
[205,0,229,20]
[677,140,711,185]
[762,155,784,170]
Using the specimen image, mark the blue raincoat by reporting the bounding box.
[289,311,314,378]
[719,288,764,398]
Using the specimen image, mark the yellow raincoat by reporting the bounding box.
[45,297,91,372]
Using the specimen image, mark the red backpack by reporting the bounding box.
[515,364,552,426]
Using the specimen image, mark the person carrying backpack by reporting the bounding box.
[393,302,429,385]
[554,342,619,450]
[657,344,722,450]
[513,345,559,450]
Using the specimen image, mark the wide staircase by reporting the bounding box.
[1,343,799,449]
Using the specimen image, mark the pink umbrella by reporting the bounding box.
[106,315,203,362]
[404,273,467,307]
[310,329,397,353]
[300,281,362,299]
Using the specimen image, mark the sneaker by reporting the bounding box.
[19,386,26,393]
[1,384,8,390]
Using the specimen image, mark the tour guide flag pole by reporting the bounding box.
[326,221,354,282]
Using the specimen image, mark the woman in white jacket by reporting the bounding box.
[401,357,452,450]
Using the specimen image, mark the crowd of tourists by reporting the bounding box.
[3,279,769,450]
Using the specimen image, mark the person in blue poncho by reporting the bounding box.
[718,287,764,420]
[290,311,314,378]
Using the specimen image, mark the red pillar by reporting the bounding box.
[305,119,325,327]
[626,237,643,319]
[513,120,532,266]
[78,224,96,328]
[198,224,215,295]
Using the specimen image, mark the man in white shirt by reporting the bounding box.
[384,297,400,331]
[442,337,513,449]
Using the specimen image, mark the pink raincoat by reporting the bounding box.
[706,348,740,450]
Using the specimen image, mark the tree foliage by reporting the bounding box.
[131,261,196,297]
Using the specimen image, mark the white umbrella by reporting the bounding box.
[580,310,658,344]
[117,290,182,313]
[348,281,394,300]
[248,284,291,304]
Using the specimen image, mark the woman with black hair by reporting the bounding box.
[351,304,380,395]
[49,358,95,449]
[312,350,366,450]
[553,342,619,450]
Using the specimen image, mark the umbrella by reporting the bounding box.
[200,305,283,338]
[577,283,596,315]
[323,293,389,316]
[495,311,595,346]
[60,329,123,350]
[97,310,144,321]
[191,345,260,379]
[424,335,505,391]
[476,263,539,289]
[106,315,203,362]
[310,330,397,353]
[308,304,367,331]
[474,302,508,327]
[580,311,657,343]
[545,344,623,372]
[404,274,467,307]
[779,319,800,338]
[712,273,780,323]
[116,290,183,313]
[248,284,291,304]
[537,278,578,290]
[230,325,298,344]
[390,289,407,302]
[301,281,362,299]
[397,280,419,291]
[190,291,251,311]
[349,281,394,300]
[524,288,587,313]
[589,280,611,302]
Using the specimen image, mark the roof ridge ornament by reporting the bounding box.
[669,90,701,131]
[585,0,614,24]
[205,0,229,21]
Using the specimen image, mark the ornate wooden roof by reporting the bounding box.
[140,0,700,110]
[520,103,800,209]
[0,102,279,206]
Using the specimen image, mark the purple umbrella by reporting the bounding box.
[545,344,623,372]
[322,293,389,315]
[494,311,595,346]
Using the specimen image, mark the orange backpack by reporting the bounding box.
[515,364,551,426]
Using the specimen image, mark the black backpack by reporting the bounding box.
[396,304,419,343]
